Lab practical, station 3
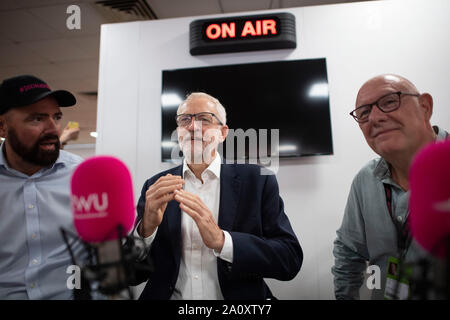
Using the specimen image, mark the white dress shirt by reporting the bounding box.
[135,153,233,300]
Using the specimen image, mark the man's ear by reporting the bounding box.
[220,125,229,143]
[0,115,7,138]
[418,93,433,121]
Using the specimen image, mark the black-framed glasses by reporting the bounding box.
[349,91,420,123]
[175,112,223,127]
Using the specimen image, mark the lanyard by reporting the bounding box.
[383,183,412,257]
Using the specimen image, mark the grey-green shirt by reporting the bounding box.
[332,126,448,300]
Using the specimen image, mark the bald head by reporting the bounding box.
[353,73,435,166]
[356,74,420,108]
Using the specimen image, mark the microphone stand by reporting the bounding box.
[430,236,450,299]
[60,225,153,300]
[409,236,450,299]
[410,258,431,300]
[61,228,93,300]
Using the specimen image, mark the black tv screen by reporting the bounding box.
[161,58,333,162]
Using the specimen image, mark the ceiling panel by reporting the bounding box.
[0,33,13,45]
[19,38,94,63]
[0,43,48,67]
[281,0,367,7]
[48,59,99,80]
[0,0,99,11]
[28,2,110,38]
[0,10,61,42]
[0,63,68,81]
[69,35,101,60]
[146,0,222,19]
[220,0,273,13]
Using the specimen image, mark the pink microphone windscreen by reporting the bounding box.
[71,156,135,242]
[409,139,450,258]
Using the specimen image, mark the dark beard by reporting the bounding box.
[8,128,60,167]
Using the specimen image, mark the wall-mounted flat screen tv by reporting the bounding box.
[161,58,333,163]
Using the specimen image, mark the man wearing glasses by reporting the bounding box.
[132,92,303,300]
[332,74,448,300]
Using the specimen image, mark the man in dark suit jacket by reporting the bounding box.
[134,92,302,300]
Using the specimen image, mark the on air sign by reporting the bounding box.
[190,13,296,55]
[204,18,278,40]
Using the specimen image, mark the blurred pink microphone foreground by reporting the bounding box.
[410,139,450,259]
[71,155,135,242]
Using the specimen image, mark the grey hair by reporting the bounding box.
[177,92,227,125]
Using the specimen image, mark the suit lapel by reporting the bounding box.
[167,165,183,263]
[218,164,241,231]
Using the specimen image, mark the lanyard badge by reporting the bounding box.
[383,184,413,300]
[384,256,413,300]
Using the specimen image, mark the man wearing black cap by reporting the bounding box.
[0,75,87,299]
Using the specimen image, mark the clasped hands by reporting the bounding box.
[140,174,225,252]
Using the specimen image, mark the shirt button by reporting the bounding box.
[28,204,34,209]
[32,259,39,265]
[397,216,403,222]
[194,275,199,280]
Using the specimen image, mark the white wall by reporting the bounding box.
[96,0,450,299]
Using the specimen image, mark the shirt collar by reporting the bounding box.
[374,125,448,184]
[434,125,448,141]
[183,153,222,180]
[0,142,8,169]
[373,157,391,182]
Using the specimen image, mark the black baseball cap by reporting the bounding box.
[0,75,76,115]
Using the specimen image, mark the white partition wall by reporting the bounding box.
[96,0,450,299]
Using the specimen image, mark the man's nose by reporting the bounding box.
[44,117,60,134]
[187,119,202,131]
[367,104,388,123]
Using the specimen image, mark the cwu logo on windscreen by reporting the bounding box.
[72,193,109,219]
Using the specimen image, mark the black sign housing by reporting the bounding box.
[189,12,296,55]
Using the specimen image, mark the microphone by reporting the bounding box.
[71,155,135,242]
[409,139,450,299]
[410,140,450,257]
[65,155,147,299]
